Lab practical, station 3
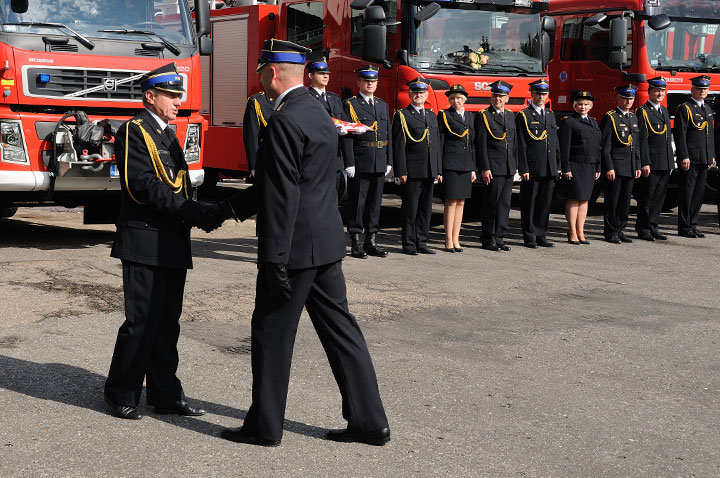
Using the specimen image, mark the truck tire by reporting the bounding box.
[0,205,17,218]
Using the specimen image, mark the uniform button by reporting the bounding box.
[278,251,286,256]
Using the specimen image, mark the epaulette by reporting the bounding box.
[605,110,616,116]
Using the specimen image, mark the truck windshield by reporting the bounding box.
[409,5,543,75]
[0,0,194,45]
[646,21,720,73]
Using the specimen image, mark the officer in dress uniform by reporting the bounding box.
[635,76,674,241]
[392,77,442,255]
[342,66,392,258]
[242,90,273,179]
[220,39,389,447]
[104,63,218,420]
[674,75,716,238]
[516,79,560,248]
[475,80,518,251]
[600,85,642,244]
[306,58,346,174]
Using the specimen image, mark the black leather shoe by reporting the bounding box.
[638,233,655,241]
[417,245,436,254]
[104,394,142,420]
[524,242,537,249]
[605,237,621,244]
[694,230,706,238]
[652,232,668,241]
[443,247,455,253]
[220,427,281,447]
[578,239,590,245]
[154,400,205,416]
[537,240,555,248]
[454,247,463,253]
[402,248,418,256]
[679,231,698,238]
[482,244,499,251]
[350,233,368,258]
[498,244,511,251]
[326,426,391,446]
[364,233,388,257]
[619,236,634,243]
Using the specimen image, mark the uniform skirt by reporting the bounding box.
[565,162,597,201]
[442,169,473,199]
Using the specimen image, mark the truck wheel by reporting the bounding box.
[0,206,17,218]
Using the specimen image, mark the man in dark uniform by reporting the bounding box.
[392,77,442,255]
[674,75,716,238]
[516,79,560,248]
[635,76,674,241]
[601,85,642,244]
[104,63,218,420]
[242,90,273,179]
[475,80,518,251]
[342,66,392,258]
[220,39,389,447]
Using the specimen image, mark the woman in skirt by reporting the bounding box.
[437,84,476,252]
[558,91,602,244]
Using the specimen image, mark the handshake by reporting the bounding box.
[196,200,238,233]
[179,187,258,233]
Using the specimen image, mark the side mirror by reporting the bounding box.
[362,6,387,64]
[10,0,28,14]
[542,32,551,68]
[542,16,555,33]
[584,13,607,27]
[199,35,213,56]
[195,0,211,37]
[609,50,627,67]
[648,14,670,31]
[396,49,409,66]
[609,17,628,49]
[414,3,440,24]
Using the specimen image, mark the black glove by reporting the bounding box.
[196,202,226,233]
[259,261,292,303]
[226,186,258,221]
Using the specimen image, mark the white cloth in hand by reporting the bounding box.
[345,166,356,178]
[385,165,393,177]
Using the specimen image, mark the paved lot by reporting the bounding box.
[1,186,719,477]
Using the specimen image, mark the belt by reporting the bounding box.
[357,140,388,149]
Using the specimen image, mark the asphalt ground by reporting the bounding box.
[1,184,719,477]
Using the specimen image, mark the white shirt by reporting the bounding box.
[411,104,424,115]
[531,103,545,116]
[359,92,374,105]
[691,97,705,108]
[647,100,661,111]
[273,84,305,110]
[453,108,465,121]
[145,108,168,131]
[311,86,326,97]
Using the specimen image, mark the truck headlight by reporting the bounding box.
[184,123,201,164]
[0,120,28,164]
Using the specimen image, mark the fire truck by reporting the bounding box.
[200,0,556,187]
[0,0,212,222]
[546,0,720,204]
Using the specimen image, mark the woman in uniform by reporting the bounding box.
[437,85,476,252]
[559,91,601,244]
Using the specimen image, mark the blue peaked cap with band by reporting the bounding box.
[490,80,512,95]
[257,38,311,72]
[615,84,637,98]
[407,77,430,92]
[691,75,711,88]
[356,65,379,81]
[139,63,185,93]
[647,76,667,89]
[529,79,549,92]
[307,58,330,73]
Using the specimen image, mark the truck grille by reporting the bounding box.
[24,67,145,101]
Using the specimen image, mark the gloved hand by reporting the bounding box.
[385,165,393,177]
[345,166,355,178]
[196,202,226,233]
[259,261,292,303]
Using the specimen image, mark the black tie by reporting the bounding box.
[321,92,327,102]
[369,98,373,107]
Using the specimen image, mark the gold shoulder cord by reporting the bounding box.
[253,98,267,128]
[607,111,632,147]
[640,107,667,136]
[124,120,188,205]
[684,103,708,131]
[481,110,508,150]
[397,110,429,144]
[519,110,548,141]
[441,110,469,144]
[347,98,378,141]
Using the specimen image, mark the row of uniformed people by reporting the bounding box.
[242,65,716,254]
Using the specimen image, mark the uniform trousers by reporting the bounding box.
[603,176,634,239]
[481,175,513,247]
[678,165,708,234]
[520,176,554,244]
[105,261,186,407]
[401,178,435,249]
[242,260,388,442]
[346,172,385,234]
[635,171,670,236]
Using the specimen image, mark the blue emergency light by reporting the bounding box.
[38,74,50,83]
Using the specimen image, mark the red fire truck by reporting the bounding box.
[546,0,720,204]
[0,0,212,222]
[200,0,556,187]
